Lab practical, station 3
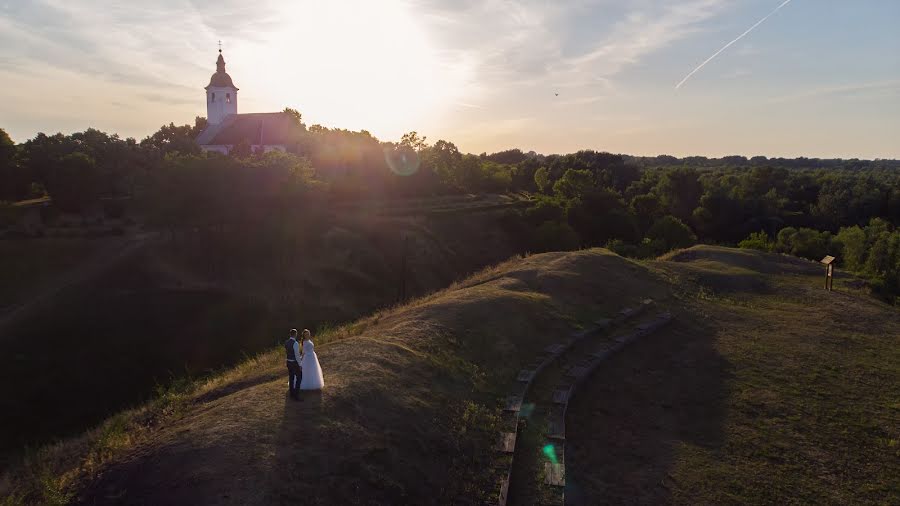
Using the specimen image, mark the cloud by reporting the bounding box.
[766,80,900,104]
[408,0,727,110]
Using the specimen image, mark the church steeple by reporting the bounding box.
[205,44,238,125]
[216,50,226,72]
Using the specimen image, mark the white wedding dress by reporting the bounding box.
[299,339,324,390]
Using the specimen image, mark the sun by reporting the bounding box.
[234,1,466,141]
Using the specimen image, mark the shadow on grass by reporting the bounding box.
[563,306,730,505]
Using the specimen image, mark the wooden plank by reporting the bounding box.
[517,370,534,382]
[544,343,567,354]
[615,333,636,344]
[552,388,570,404]
[592,348,612,360]
[498,477,510,506]
[504,396,522,412]
[547,416,565,440]
[566,365,589,378]
[545,462,565,487]
[497,432,517,453]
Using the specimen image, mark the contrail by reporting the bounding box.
[676,0,794,89]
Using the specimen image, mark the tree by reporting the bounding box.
[631,193,662,234]
[400,131,428,152]
[44,152,102,212]
[738,231,774,252]
[141,122,202,155]
[230,139,252,158]
[283,107,304,127]
[553,169,593,200]
[534,167,551,194]
[646,216,697,253]
[566,189,638,247]
[425,140,462,189]
[656,167,702,222]
[835,225,867,271]
[0,127,30,202]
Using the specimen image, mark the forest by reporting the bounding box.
[1,111,899,303]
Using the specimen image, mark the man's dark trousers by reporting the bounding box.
[287,361,303,399]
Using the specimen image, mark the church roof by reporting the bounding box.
[205,52,238,90]
[196,112,300,146]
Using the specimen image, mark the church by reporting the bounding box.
[195,49,301,154]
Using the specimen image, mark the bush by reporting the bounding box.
[646,215,697,253]
[738,231,774,252]
[532,220,580,253]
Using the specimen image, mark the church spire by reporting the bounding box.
[216,41,226,72]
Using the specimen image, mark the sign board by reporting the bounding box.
[821,255,835,265]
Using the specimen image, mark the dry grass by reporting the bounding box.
[1,248,662,505]
[5,245,895,505]
[566,245,900,505]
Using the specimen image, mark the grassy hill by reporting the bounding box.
[0,207,522,460]
[2,246,898,505]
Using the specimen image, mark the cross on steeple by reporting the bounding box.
[218,40,222,53]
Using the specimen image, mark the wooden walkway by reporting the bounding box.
[494,298,674,505]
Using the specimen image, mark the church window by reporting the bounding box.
[211,92,216,102]
[226,93,231,103]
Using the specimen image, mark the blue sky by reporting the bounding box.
[1,0,898,158]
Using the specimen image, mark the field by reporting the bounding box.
[1,246,898,505]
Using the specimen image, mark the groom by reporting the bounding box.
[285,328,303,401]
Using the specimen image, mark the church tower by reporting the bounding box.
[205,48,238,125]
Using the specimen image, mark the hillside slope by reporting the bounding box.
[3,246,898,505]
[0,207,522,459]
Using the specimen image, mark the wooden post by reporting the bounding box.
[820,256,835,292]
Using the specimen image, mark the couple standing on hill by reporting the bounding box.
[285,328,324,400]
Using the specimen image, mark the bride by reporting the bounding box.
[299,329,324,390]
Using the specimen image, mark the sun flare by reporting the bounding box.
[232,1,467,141]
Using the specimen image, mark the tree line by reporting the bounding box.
[1,114,898,302]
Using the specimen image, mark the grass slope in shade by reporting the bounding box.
[2,249,664,505]
[2,246,898,505]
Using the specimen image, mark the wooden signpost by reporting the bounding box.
[820,255,835,291]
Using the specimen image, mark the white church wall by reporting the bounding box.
[206,86,237,125]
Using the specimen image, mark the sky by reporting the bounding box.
[1,0,899,158]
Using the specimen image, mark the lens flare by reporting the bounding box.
[542,444,558,464]
[384,147,420,176]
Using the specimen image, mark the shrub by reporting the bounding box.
[532,220,580,253]
[738,231,774,252]
[646,215,697,253]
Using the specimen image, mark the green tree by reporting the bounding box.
[44,152,102,212]
[400,131,428,152]
[835,226,867,271]
[141,122,202,155]
[534,167,551,194]
[553,169,594,200]
[656,167,702,222]
[283,107,305,129]
[646,215,697,253]
[230,139,252,158]
[631,193,662,234]
[425,140,463,189]
[738,231,774,252]
[0,127,30,202]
